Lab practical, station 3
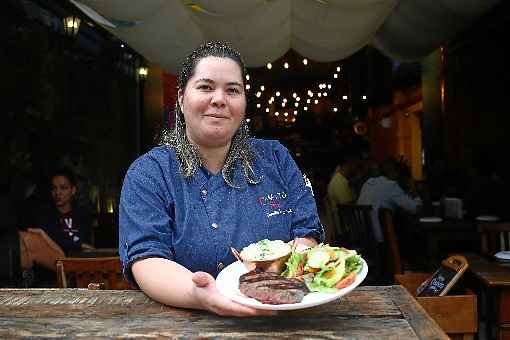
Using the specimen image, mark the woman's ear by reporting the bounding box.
[177,89,183,110]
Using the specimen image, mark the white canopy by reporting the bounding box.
[72,0,500,73]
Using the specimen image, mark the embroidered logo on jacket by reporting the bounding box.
[257,192,292,217]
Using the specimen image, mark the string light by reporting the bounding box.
[362,95,367,100]
[267,63,272,69]
[303,58,308,65]
[284,62,289,69]
[260,85,265,91]
[246,74,250,81]
[256,103,261,108]
[342,95,348,100]
[245,84,250,90]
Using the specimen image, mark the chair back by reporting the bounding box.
[56,256,131,289]
[478,222,510,255]
[379,209,402,276]
[337,204,386,284]
[336,204,376,255]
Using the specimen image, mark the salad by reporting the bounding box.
[282,244,363,293]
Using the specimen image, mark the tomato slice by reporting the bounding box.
[334,272,356,289]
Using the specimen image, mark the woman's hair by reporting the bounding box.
[159,41,259,187]
[51,168,77,187]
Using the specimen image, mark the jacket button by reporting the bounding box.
[211,223,219,229]
[217,262,224,271]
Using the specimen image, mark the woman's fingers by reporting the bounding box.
[191,271,214,288]
[191,271,277,317]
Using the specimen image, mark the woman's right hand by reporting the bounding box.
[191,271,276,317]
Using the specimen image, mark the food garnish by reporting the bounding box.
[282,244,362,293]
[236,240,363,304]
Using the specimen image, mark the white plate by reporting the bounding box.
[216,258,368,311]
[495,251,510,261]
[419,217,443,223]
[476,215,500,222]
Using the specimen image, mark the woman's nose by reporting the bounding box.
[211,89,226,106]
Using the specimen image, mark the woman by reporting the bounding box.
[26,169,93,254]
[119,42,324,316]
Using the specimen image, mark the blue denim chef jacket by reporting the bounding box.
[119,139,324,285]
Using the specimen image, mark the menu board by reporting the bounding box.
[416,255,469,297]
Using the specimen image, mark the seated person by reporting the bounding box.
[325,151,359,240]
[1,188,64,287]
[24,169,94,255]
[357,159,419,243]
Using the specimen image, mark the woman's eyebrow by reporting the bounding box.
[226,81,243,88]
[194,78,243,87]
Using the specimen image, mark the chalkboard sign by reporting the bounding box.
[416,255,469,297]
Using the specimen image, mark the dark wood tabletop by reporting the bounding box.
[0,286,447,339]
[463,253,510,287]
[463,253,510,340]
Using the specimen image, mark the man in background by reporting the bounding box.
[325,151,360,242]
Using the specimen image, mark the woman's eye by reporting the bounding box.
[227,88,241,94]
[197,84,212,91]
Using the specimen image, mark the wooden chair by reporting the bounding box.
[336,204,376,252]
[56,256,131,290]
[478,222,510,256]
[337,204,383,284]
[379,209,403,276]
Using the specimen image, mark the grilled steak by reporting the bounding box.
[239,270,309,304]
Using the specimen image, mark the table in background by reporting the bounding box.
[68,248,119,258]
[417,218,479,266]
[0,286,447,339]
[463,253,510,340]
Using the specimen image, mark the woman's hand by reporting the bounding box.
[191,271,276,317]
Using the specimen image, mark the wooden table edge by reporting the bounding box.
[390,285,449,340]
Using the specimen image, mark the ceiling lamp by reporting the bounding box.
[63,16,81,37]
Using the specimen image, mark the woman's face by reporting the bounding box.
[178,56,246,148]
[51,175,76,209]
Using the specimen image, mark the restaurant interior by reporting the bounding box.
[2,0,510,338]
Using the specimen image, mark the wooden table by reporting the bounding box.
[417,218,479,267]
[463,253,510,340]
[0,286,447,339]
